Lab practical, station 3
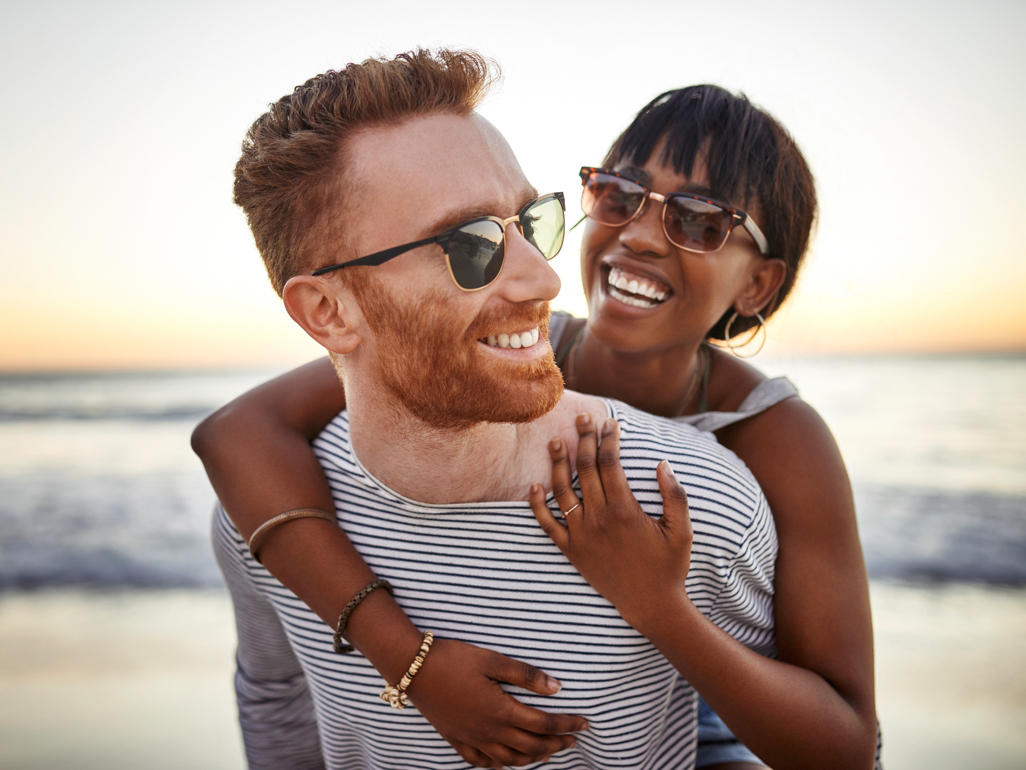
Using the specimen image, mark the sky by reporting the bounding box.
[1,0,1024,370]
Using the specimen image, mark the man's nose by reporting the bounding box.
[496,221,561,302]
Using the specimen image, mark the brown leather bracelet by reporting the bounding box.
[333,578,394,654]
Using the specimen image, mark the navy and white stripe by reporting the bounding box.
[215,398,776,769]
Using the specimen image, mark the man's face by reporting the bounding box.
[339,113,563,430]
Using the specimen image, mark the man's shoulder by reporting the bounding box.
[311,409,353,469]
[608,398,766,517]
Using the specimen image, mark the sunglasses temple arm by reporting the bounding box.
[742,219,770,256]
[568,214,588,233]
[313,234,440,275]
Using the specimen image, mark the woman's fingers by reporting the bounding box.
[656,460,692,541]
[595,418,635,508]
[530,482,570,551]
[481,726,577,764]
[451,742,501,768]
[547,437,582,519]
[574,413,607,507]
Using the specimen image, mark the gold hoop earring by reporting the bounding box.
[723,311,767,358]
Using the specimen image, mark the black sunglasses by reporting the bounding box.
[312,192,566,291]
[579,167,769,255]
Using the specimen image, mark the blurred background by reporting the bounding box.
[1,0,1024,767]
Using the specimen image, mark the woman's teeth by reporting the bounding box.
[607,267,669,308]
[484,328,541,349]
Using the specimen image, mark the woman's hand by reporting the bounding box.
[529,413,692,629]
[407,639,588,768]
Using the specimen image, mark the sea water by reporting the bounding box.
[0,355,1024,589]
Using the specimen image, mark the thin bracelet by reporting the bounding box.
[247,508,336,563]
[333,579,394,654]
[380,630,435,709]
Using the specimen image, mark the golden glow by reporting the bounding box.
[1,1,1023,371]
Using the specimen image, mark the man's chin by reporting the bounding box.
[408,360,563,431]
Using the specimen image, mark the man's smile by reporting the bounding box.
[481,326,542,350]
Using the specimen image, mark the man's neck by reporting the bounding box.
[345,390,608,505]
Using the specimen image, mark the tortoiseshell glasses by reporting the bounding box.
[579,167,769,255]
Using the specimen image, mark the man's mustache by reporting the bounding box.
[468,301,551,341]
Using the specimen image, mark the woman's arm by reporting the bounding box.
[192,356,587,767]
[530,412,877,770]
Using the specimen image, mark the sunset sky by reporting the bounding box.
[1,0,1024,370]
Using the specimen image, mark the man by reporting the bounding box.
[215,50,775,769]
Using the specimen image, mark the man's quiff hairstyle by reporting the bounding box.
[233,49,497,296]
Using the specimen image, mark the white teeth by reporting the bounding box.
[607,267,670,306]
[483,328,540,349]
[609,285,658,308]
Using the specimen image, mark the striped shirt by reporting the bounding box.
[215,398,777,769]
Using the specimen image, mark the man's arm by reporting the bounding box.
[212,505,326,770]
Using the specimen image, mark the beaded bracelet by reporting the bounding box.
[380,630,435,709]
[247,508,336,564]
[333,578,394,654]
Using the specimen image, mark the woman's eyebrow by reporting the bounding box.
[617,166,720,200]
[676,183,718,199]
[618,166,652,186]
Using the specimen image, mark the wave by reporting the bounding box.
[856,484,1026,585]
[0,405,215,422]
[2,472,1024,590]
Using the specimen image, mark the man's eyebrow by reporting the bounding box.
[421,187,539,237]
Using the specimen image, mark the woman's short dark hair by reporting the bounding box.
[603,85,817,338]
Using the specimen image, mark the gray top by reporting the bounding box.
[548,311,799,433]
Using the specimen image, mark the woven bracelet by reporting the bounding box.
[333,578,394,654]
[380,630,435,709]
[247,508,336,564]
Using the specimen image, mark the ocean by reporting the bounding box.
[1,355,1024,590]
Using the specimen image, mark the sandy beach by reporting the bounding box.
[1,582,1024,769]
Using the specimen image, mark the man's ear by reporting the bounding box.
[735,258,787,317]
[282,275,363,355]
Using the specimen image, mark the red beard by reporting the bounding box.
[356,279,564,431]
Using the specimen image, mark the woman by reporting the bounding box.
[194,86,878,768]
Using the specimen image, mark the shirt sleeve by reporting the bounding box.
[705,493,778,659]
[212,505,326,770]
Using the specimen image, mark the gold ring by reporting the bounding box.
[562,503,580,518]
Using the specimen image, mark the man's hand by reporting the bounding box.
[406,638,588,767]
[529,413,693,630]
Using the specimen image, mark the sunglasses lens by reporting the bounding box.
[521,195,565,260]
[581,172,646,226]
[663,197,734,252]
[445,219,505,290]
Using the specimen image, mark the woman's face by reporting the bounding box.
[580,151,767,356]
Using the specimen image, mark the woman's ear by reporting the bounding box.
[282,275,363,355]
[736,258,787,316]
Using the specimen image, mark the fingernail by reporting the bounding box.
[660,459,676,478]
[578,413,591,425]
[546,676,562,692]
[551,438,563,452]
[602,418,616,435]
[530,483,540,495]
